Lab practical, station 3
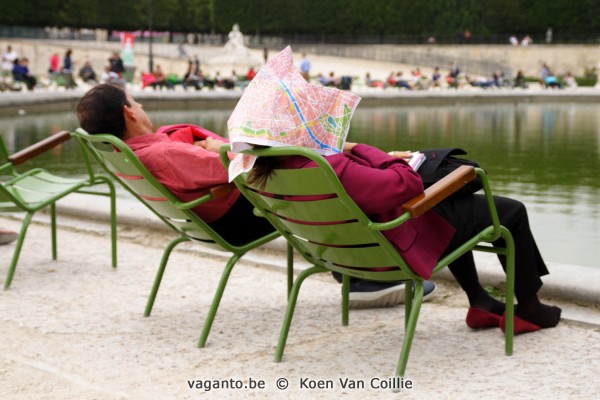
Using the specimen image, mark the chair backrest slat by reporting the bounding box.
[250,194,358,223]
[260,168,339,195]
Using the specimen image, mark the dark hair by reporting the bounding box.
[76,84,130,138]
[246,156,282,189]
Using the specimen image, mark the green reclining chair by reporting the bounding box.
[72,129,293,347]
[219,144,515,377]
[0,130,117,289]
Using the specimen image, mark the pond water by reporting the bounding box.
[1,103,599,268]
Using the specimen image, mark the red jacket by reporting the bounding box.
[281,144,455,279]
[125,125,239,223]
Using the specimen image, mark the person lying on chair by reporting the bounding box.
[230,58,561,334]
[246,141,561,333]
[76,83,275,247]
[76,84,431,308]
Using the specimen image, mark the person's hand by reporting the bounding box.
[194,137,223,153]
[343,142,358,152]
[387,150,413,161]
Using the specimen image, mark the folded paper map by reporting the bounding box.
[227,46,361,181]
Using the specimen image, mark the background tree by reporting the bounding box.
[1,0,599,40]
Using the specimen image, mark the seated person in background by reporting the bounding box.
[108,52,125,77]
[11,58,36,91]
[467,74,495,89]
[317,71,338,87]
[48,52,60,79]
[446,64,461,88]
[513,70,528,88]
[76,83,273,246]
[245,67,257,81]
[394,71,412,90]
[410,68,427,89]
[563,72,577,88]
[102,65,125,88]
[182,59,203,91]
[325,71,339,87]
[316,72,329,86]
[241,98,561,334]
[386,71,396,87]
[229,69,239,85]
[543,75,562,89]
[151,64,172,90]
[77,84,425,308]
[61,49,77,89]
[214,71,234,89]
[78,61,98,84]
[431,67,441,87]
[365,72,385,88]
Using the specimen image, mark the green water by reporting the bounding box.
[1,103,599,268]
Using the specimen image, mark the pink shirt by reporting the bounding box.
[125,132,239,223]
[281,144,455,279]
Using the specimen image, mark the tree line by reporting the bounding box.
[1,0,599,37]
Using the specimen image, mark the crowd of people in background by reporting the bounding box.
[0,43,588,94]
[0,45,133,92]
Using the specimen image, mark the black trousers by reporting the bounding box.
[208,195,276,246]
[434,194,548,300]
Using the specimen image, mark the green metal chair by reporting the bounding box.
[0,130,117,289]
[220,144,515,377]
[72,129,293,347]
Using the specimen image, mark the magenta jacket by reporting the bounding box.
[281,144,455,279]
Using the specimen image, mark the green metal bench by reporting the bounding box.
[73,129,293,346]
[0,130,117,289]
[220,144,515,377]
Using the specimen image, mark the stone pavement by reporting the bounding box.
[1,192,599,400]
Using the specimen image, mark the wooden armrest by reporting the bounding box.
[8,131,72,166]
[402,166,477,218]
[208,182,237,199]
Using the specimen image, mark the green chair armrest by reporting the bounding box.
[8,131,72,166]
[402,165,476,217]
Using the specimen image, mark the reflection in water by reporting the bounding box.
[1,104,598,268]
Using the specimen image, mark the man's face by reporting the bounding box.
[125,93,154,133]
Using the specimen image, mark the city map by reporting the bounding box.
[227,46,361,181]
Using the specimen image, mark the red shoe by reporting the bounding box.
[465,307,501,329]
[499,313,541,334]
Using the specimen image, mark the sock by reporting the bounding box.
[515,302,562,328]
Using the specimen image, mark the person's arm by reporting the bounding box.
[332,144,425,215]
[154,142,230,192]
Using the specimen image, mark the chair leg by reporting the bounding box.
[197,253,243,348]
[501,226,515,356]
[404,280,414,330]
[4,213,33,289]
[286,243,293,298]
[50,203,57,260]
[341,274,349,326]
[104,177,118,268]
[396,280,423,377]
[144,236,189,316]
[275,265,327,362]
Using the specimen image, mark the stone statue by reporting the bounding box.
[207,23,263,68]
[224,24,246,55]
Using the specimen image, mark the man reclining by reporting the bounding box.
[76,83,275,246]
